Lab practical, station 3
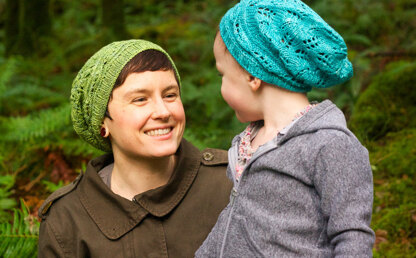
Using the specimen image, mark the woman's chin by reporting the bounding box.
[148,148,178,159]
[132,141,181,160]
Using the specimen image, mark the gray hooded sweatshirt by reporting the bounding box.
[196,100,374,257]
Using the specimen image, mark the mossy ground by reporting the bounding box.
[350,62,416,142]
[349,61,416,256]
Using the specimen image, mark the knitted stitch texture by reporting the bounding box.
[219,0,353,92]
[71,39,181,152]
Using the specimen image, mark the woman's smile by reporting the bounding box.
[104,70,185,159]
[145,127,172,136]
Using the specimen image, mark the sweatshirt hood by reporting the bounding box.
[279,100,353,144]
[231,100,352,148]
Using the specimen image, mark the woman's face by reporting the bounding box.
[103,70,185,160]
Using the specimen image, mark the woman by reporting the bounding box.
[38,39,232,257]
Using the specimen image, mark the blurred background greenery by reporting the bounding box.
[0,0,415,256]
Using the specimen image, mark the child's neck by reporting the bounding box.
[251,84,310,150]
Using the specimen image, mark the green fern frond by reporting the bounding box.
[0,58,19,97]
[0,83,67,114]
[0,200,39,258]
[2,103,71,142]
[56,136,104,157]
[0,175,17,224]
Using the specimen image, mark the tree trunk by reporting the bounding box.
[101,0,128,40]
[4,0,19,56]
[4,0,51,57]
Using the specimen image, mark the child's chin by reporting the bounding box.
[235,113,251,123]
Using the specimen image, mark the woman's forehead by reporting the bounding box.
[115,71,178,94]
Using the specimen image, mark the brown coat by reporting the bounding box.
[38,140,232,258]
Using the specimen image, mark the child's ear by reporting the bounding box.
[247,75,262,92]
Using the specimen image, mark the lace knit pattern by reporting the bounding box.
[219,0,353,92]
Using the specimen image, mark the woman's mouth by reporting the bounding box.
[145,127,172,136]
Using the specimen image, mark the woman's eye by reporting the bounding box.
[133,97,147,102]
[165,93,177,99]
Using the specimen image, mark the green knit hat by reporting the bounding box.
[70,39,181,152]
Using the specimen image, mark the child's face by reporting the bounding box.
[213,35,260,123]
[103,70,186,159]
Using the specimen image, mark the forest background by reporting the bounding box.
[0,0,415,257]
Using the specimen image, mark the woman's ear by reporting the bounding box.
[247,75,262,92]
[100,123,110,138]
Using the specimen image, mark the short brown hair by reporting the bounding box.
[114,49,179,89]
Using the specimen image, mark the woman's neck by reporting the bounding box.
[110,152,177,200]
[251,84,310,150]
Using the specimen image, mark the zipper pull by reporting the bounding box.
[230,187,238,204]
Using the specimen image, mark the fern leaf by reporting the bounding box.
[0,200,39,258]
[0,58,19,97]
[1,103,71,142]
[0,82,67,114]
[0,175,17,223]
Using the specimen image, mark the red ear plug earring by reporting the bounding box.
[100,128,106,137]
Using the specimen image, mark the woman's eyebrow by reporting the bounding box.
[162,85,179,93]
[123,88,149,99]
[123,85,179,98]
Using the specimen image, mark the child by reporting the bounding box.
[196,0,375,257]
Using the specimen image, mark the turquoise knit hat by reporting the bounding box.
[219,0,353,92]
[71,39,181,152]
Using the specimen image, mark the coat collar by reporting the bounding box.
[78,139,201,240]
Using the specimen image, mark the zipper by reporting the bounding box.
[219,187,238,258]
[219,138,280,257]
[230,187,238,205]
[219,144,239,258]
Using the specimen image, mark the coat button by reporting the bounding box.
[202,152,214,161]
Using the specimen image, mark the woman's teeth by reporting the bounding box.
[146,128,171,136]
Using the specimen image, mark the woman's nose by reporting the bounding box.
[151,99,170,120]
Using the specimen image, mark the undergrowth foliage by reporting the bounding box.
[0,175,16,223]
[0,0,415,256]
[0,201,39,258]
[3,103,71,142]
